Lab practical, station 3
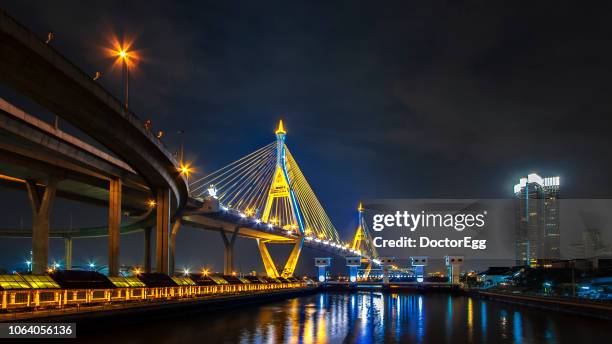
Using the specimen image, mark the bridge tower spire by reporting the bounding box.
[261,120,305,233]
[351,202,367,253]
[351,202,378,278]
[258,120,306,278]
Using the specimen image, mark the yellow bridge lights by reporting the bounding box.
[261,120,303,232]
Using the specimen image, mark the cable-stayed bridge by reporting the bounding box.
[0,10,379,279]
[183,121,377,277]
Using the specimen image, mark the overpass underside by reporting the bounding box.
[0,10,189,277]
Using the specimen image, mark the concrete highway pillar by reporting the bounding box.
[169,218,182,276]
[155,188,170,274]
[26,179,57,275]
[220,226,239,275]
[108,178,122,276]
[64,237,73,270]
[144,227,152,273]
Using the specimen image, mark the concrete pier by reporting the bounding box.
[26,179,57,274]
[108,178,122,276]
[221,226,239,275]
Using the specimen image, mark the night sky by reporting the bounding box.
[1,1,612,273]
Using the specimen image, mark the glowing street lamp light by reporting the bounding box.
[105,36,139,109]
[117,48,130,109]
[178,162,193,180]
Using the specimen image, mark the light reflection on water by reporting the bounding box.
[228,292,611,343]
[82,291,612,344]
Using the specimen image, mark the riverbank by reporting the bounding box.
[0,287,318,324]
[467,289,612,320]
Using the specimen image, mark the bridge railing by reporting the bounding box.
[0,282,306,312]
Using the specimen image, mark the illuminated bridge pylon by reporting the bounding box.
[351,202,379,278]
[190,120,341,277]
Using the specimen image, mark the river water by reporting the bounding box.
[83,291,611,343]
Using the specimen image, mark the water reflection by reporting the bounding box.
[481,301,487,342]
[513,311,523,344]
[467,297,473,342]
[81,292,612,344]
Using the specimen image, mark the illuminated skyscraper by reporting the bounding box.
[514,173,560,266]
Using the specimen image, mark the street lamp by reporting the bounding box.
[106,36,138,109]
[178,163,194,183]
[118,48,130,109]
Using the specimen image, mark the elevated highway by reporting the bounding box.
[0,9,188,275]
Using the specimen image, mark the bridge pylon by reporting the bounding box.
[258,121,305,278]
[189,120,344,278]
[351,202,378,278]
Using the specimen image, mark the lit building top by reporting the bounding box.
[513,173,560,194]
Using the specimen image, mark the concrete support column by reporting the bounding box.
[108,178,122,276]
[169,218,182,276]
[26,179,57,275]
[220,226,239,275]
[64,237,73,270]
[144,227,152,273]
[155,188,170,274]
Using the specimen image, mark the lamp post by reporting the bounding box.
[177,130,185,163]
[107,38,136,110]
[179,163,193,184]
[118,49,130,109]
